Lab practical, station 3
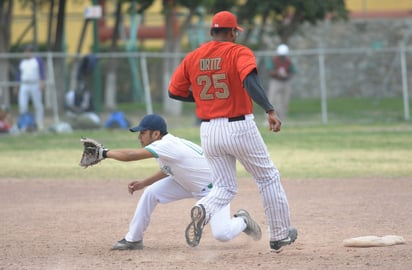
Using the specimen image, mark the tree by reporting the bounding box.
[237,0,348,46]
[52,0,67,113]
[104,0,154,111]
[104,0,122,111]
[0,0,67,114]
[161,0,201,115]
[0,0,13,107]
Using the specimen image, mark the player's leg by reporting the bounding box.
[114,176,192,250]
[18,84,29,115]
[198,121,238,217]
[282,82,292,120]
[264,79,276,124]
[269,80,285,119]
[209,204,245,242]
[230,119,294,246]
[210,204,261,242]
[196,154,237,217]
[233,209,262,241]
[267,79,276,107]
[185,122,238,247]
[126,176,192,241]
[30,84,44,129]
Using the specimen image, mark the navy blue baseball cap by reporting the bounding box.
[129,114,168,135]
[23,44,34,51]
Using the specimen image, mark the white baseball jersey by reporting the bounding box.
[145,133,212,194]
[19,58,41,83]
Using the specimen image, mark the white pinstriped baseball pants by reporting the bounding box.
[197,114,291,241]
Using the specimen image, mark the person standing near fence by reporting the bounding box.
[0,105,12,133]
[267,44,296,121]
[14,44,46,130]
[169,11,297,252]
[65,80,101,129]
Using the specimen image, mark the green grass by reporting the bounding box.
[287,97,407,124]
[92,96,407,125]
[1,97,411,180]
[1,122,411,180]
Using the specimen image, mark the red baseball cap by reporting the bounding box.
[211,11,244,32]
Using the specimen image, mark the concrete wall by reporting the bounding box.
[264,18,412,99]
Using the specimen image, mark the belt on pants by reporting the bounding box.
[201,115,245,122]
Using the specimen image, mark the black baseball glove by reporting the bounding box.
[79,137,108,168]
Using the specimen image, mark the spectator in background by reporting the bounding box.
[0,105,12,133]
[267,44,296,121]
[65,80,101,129]
[14,44,46,130]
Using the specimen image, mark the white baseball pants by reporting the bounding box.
[125,175,246,242]
[18,83,44,129]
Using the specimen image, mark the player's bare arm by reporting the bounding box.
[128,170,167,195]
[106,148,154,161]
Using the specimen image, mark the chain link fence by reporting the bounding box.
[0,46,411,127]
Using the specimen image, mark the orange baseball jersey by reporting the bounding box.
[169,41,257,119]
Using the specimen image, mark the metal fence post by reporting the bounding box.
[47,52,60,124]
[318,48,328,124]
[400,43,410,121]
[140,53,153,114]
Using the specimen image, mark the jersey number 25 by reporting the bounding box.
[197,73,229,100]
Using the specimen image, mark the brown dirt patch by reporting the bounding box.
[1,177,411,270]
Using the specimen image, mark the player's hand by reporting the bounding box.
[267,110,281,132]
[128,180,145,195]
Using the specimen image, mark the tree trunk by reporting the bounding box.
[162,6,196,116]
[104,1,122,111]
[162,4,181,116]
[53,0,67,114]
[46,0,55,51]
[0,0,12,108]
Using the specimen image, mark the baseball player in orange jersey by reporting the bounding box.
[169,11,297,252]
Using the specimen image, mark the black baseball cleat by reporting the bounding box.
[234,209,262,241]
[185,204,206,247]
[270,227,298,253]
[112,238,143,250]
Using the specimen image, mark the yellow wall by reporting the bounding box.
[11,1,412,54]
[11,0,164,54]
[12,1,92,53]
[345,0,412,12]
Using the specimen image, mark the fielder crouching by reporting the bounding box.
[92,114,262,250]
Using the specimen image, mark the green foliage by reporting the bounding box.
[121,0,155,14]
[287,97,407,124]
[235,0,348,43]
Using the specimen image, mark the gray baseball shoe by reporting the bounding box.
[112,238,143,250]
[234,209,262,241]
[270,227,298,253]
[185,204,206,247]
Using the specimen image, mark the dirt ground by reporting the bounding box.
[1,177,411,270]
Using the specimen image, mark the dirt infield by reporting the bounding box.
[1,177,411,270]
